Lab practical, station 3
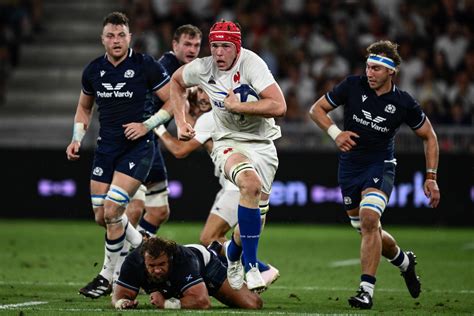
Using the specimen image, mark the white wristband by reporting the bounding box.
[164,298,181,309]
[327,124,342,141]
[154,125,167,137]
[115,298,131,310]
[72,122,86,142]
[143,109,171,131]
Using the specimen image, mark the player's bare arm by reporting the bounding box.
[66,92,95,161]
[112,284,139,310]
[414,117,440,208]
[156,128,202,158]
[309,95,359,152]
[224,83,286,118]
[179,282,212,309]
[123,82,172,141]
[171,66,195,141]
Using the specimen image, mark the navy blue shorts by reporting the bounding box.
[144,140,168,185]
[91,136,155,184]
[338,159,396,211]
[203,252,227,296]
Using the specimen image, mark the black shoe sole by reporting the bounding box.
[348,297,373,309]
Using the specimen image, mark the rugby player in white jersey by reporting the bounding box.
[156,87,280,289]
[170,20,286,292]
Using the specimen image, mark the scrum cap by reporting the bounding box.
[209,20,241,54]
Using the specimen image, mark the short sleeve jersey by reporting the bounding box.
[182,48,281,142]
[325,75,426,162]
[116,244,207,298]
[81,49,170,140]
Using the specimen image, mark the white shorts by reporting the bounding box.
[210,187,240,227]
[211,139,278,194]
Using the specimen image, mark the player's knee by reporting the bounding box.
[105,185,130,208]
[229,162,260,195]
[239,177,261,199]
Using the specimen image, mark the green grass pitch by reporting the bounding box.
[0,220,472,315]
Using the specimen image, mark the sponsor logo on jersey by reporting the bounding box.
[212,100,224,108]
[97,82,134,98]
[362,95,368,102]
[223,147,233,155]
[124,69,135,78]
[129,162,135,169]
[362,110,386,123]
[385,104,396,114]
[93,167,103,176]
[100,70,106,77]
[352,110,390,132]
[373,177,380,183]
[208,76,216,84]
[185,274,193,281]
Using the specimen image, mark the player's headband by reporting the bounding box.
[367,54,396,71]
[209,21,241,54]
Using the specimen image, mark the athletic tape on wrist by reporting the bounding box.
[143,109,171,131]
[327,124,342,141]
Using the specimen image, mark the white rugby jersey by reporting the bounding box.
[193,111,239,191]
[182,48,281,142]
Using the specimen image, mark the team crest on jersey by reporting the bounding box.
[93,167,103,177]
[233,71,240,83]
[100,70,106,77]
[124,69,135,78]
[385,104,396,114]
[344,196,352,205]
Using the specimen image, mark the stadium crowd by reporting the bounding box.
[119,0,473,128]
[0,0,42,105]
[2,0,472,148]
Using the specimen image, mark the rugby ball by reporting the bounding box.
[233,84,259,102]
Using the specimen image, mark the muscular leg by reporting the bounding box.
[359,208,382,277]
[200,214,231,247]
[213,279,262,309]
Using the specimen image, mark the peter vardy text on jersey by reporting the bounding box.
[96,91,134,98]
[353,114,390,133]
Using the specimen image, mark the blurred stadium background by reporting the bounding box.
[0,0,472,224]
[0,0,473,314]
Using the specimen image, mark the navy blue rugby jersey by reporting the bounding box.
[116,244,206,298]
[81,49,170,139]
[325,75,426,163]
[144,51,182,115]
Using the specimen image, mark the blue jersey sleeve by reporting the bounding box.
[115,253,143,293]
[143,54,170,92]
[81,63,94,96]
[403,92,426,130]
[325,76,352,108]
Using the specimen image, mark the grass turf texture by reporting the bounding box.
[0,220,472,315]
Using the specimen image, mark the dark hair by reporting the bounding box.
[173,24,202,42]
[366,40,402,68]
[103,12,129,28]
[141,237,177,259]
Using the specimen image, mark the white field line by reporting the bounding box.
[0,306,362,315]
[0,280,473,294]
[329,258,360,267]
[0,301,48,309]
